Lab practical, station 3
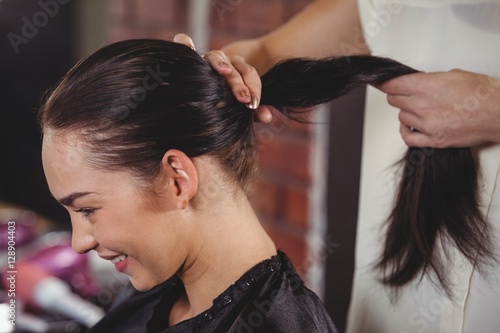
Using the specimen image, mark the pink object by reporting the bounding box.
[9,261,104,328]
[0,214,36,247]
[26,243,101,297]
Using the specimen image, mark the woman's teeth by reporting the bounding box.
[111,254,127,264]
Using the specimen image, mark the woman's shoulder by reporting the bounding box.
[219,250,339,333]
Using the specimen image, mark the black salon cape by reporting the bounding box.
[86,251,338,333]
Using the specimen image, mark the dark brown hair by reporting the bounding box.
[40,40,258,190]
[40,39,493,295]
[259,56,494,296]
[380,147,493,297]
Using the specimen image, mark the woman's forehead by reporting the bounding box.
[42,134,85,185]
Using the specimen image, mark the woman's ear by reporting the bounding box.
[158,149,198,210]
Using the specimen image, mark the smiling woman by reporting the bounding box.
[39,39,342,333]
[38,38,492,332]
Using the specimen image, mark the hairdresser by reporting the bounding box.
[176,0,500,332]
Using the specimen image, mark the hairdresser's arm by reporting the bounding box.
[204,0,369,108]
[379,70,500,148]
[220,0,368,72]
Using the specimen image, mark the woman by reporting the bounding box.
[39,39,343,333]
[40,37,487,332]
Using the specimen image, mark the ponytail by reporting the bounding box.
[260,55,493,295]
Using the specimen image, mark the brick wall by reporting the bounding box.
[105,0,315,275]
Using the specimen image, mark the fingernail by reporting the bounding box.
[219,61,230,69]
[239,90,250,100]
[246,97,259,110]
[173,34,195,51]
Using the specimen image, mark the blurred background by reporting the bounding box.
[0,0,365,332]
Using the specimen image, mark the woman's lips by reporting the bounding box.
[114,258,128,273]
[110,254,128,273]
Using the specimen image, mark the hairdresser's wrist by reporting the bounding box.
[486,76,500,144]
[491,115,500,144]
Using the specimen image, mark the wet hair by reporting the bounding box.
[39,39,492,295]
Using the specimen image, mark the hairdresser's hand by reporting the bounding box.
[203,50,274,123]
[379,70,500,148]
[173,33,273,123]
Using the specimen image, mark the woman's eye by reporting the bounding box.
[74,208,96,218]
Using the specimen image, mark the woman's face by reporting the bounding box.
[41,132,191,291]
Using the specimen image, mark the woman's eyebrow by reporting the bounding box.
[58,191,95,207]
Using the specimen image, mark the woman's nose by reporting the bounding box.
[71,217,98,254]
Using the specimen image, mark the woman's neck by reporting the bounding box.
[170,189,276,325]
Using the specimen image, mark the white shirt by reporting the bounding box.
[347,1,500,332]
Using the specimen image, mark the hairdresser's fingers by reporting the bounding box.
[398,110,423,131]
[399,111,438,147]
[378,72,425,96]
[399,123,434,147]
[173,33,196,51]
[399,122,413,142]
[173,37,251,105]
[203,51,252,104]
[254,105,273,123]
[387,94,431,119]
[203,50,233,76]
[231,56,262,110]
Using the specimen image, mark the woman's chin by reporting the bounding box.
[129,277,155,292]
[130,274,172,292]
